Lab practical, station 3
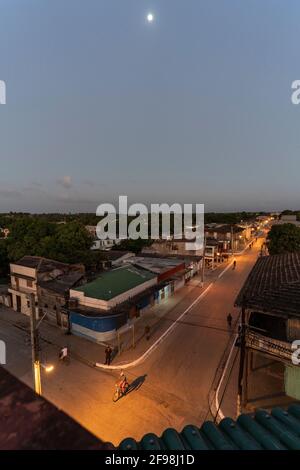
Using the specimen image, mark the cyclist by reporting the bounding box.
[118,370,128,394]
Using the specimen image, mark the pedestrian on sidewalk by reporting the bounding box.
[104,345,113,365]
[227,313,233,329]
[145,325,151,341]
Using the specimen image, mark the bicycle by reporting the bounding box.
[112,381,129,402]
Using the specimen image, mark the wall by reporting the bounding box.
[70,311,126,342]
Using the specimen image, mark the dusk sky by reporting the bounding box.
[0,0,299,213]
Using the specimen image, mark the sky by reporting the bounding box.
[0,0,300,213]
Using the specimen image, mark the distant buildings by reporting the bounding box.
[85,225,121,251]
[204,224,251,253]
[8,256,85,326]
[235,252,300,410]
[274,214,300,227]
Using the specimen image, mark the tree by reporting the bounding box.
[6,217,93,266]
[267,223,300,255]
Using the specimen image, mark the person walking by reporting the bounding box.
[227,313,233,328]
[104,345,113,365]
[145,325,151,341]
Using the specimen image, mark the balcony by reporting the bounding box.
[246,330,293,364]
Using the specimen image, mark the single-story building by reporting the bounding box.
[69,265,157,342]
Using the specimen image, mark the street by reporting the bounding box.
[0,240,263,446]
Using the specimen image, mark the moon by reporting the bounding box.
[147,13,154,23]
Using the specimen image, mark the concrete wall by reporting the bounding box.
[70,311,126,343]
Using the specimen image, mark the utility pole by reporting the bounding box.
[231,225,234,258]
[237,301,246,415]
[29,293,42,395]
[201,235,206,287]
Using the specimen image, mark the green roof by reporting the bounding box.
[74,266,156,301]
[118,404,300,450]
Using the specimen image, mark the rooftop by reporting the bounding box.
[73,265,156,301]
[12,256,70,273]
[128,257,185,275]
[119,404,300,450]
[38,272,85,295]
[0,367,112,450]
[235,252,300,316]
[205,224,244,234]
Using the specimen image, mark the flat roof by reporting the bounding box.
[128,257,184,275]
[73,265,156,301]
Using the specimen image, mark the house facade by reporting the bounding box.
[8,256,85,325]
[235,252,300,411]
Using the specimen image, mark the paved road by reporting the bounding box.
[0,239,263,446]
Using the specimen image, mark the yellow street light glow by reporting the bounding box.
[41,363,54,373]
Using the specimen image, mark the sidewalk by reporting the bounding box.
[0,258,234,371]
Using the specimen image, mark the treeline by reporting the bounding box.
[0,217,98,279]
[0,210,263,230]
[267,223,300,255]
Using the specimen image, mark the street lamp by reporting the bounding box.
[28,293,53,395]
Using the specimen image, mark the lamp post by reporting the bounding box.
[29,293,42,394]
[28,293,53,395]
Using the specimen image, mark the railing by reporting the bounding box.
[246,330,292,363]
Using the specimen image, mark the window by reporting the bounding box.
[27,280,33,288]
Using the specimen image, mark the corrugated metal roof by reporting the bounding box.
[235,252,300,316]
[119,404,300,450]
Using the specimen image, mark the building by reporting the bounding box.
[69,265,157,342]
[8,256,85,322]
[37,271,85,328]
[274,214,300,227]
[85,225,121,251]
[96,250,135,269]
[204,224,249,252]
[235,252,300,412]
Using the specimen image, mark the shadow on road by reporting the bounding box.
[128,374,147,394]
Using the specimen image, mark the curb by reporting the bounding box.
[95,283,213,371]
